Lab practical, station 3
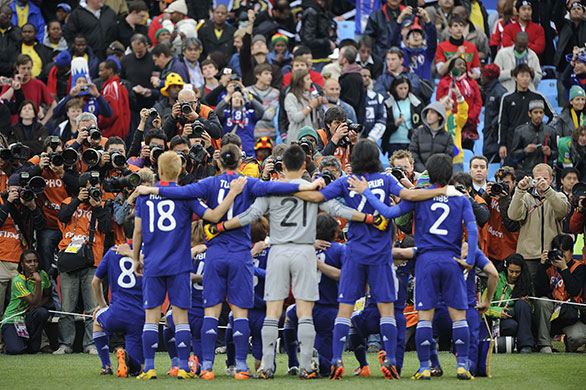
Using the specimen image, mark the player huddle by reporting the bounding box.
[91,139,497,381]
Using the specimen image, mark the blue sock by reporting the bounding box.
[380,317,397,365]
[415,320,433,372]
[175,323,191,372]
[163,326,179,367]
[429,338,441,368]
[233,318,250,372]
[331,317,351,364]
[225,322,235,367]
[93,331,111,368]
[200,316,218,372]
[349,328,368,368]
[142,323,159,372]
[452,320,470,369]
[283,321,299,368]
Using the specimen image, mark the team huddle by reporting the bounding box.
[91,138,497,381]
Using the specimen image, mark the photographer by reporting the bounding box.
[128,128,167,171]
[482,167,520,269]
[128,108,163,159]
[163,87,222,141]
[66,113,107,172]
[0,173,46,321]
[54,171,113,355]
[113,168,155,226]
[216,82,265,157]
[509,164,571,277]
[316,106,358,170]
[449,172,490,229]
[534,234,586,353]
[169,135,198,185]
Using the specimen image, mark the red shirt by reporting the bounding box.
[282,70,324,88]
[435,40,481,71]
[502,20,545,56]
[2,79,54,124]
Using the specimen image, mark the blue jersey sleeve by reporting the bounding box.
[386,174,405,197]
[253,267,266,279]
[135,196,143,218]
[474,250,490,270]
[462,199,478,266]
[158,179,209,199]
[363,188,414,219]
[319,177,345,201]
[247,178,300,197]
[188,199,209,218]
[95,249,110,279]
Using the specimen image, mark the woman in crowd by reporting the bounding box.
[42,20,68,57]
[9,100,49,156]
[284,70,319,142]
[556,85,586,138]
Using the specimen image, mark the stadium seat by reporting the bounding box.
[538,80,558,106]
[274,106,283,145]
[487,163,501,182]
[337,20,355,41]
[463,149,474,170]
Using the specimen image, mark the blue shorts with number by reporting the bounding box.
[338,260,397,305]
[97,305,144,363]
[414,251,467,311]
[143,272,191,309]
[203,245,254,309]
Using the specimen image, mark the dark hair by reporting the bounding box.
[359,35,373,49]
[15,54,32,67]
[105,136,125,151]
[289,69,310,105]
[449,172,473,189]
[18,99,37,117]
[219,144,241,170]
[351,139,383,175]
[316,214,339,241]
[446,56,467,74]
[572,125,586,143]
[513,63,533,79]
[43,136,62,151]
[73,34,87,43]
[293,45,312,57]
[503,254,532,298]
[145,128,167,146]
[208,50,227,70]
[65,97,84,111]
[152,43,172,58]
[324,105,347,126]
[561,167,580,180]
[283,144,306,172]
[386,47,404,59]
[17,249,40,274]
[182,37,202,52]
[426,154,453,186]
[79,171,100,187]
[551,234,574,252]
[130,33,148,46]
[170,135,190,150]
[22,22,37,33]
[254,63,272,76]
[448,15,466,26]
[339,39,359,50]
[103,59,119,73]
[128,0,148,13]
[389,76,412,100]
[469,155,488,168]
[221,133,242,147]
[123,213,135,239]
[200,58,218,69]
[251,216,269,243]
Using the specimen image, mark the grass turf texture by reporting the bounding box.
[0,351,584,389]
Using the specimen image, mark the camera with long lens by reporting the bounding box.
[88,186,102,201]
[82,148,104,168]
[18,172,46,202]
[546,248,563,266]
[490,168,508,196]
[109,151,126,168]
[233,84,242,93]
[299,138,314,156]
[0,143,30,161]
[176,151,187,165]
[188,143,208,165]
[86,125,102,142]
[391,165,406,181]
[180,101,193,115]
[339,120,364,147]
[322,169,335,185]
[571,182,586,209]
[103,173,141,193]
[150,143,164,162]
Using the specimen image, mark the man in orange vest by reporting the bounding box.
[316,106,359,171]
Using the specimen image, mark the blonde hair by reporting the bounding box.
[137,168,156,186]
[533,163,553,177]
[158,151,182,181]
[191,220,205,246]
[234,28,247,40]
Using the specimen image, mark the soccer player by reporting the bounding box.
[296,140,461,380]
[207,145,379,379]
[132,151,246,380]
[92,214,144,377]
[136,144,323,380]
[347,153,478,380]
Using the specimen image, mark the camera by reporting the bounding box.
[88,186,102,201]
[0,143,30,161]
[391,165,406,181]
[546,248,563,266]
[180,101,193,115]
[272,156,283,173]
[233,84,242,93]
[82,148,104,168]
[338,120,364,147]
[86,125,102,142]
[18,172,46,202]
[146,108,158,119]
[299,138,314,156]
[150,143,164,162]
[490,168,508,196]
[571,182,586,209]
[109,151,126,168]
[190,120,205,138]
[103,173,141,193]
[189,143,208,165]
[176,150,187,165]
[455,183,468,194]
[80,86,89,92]
[322,169,335,185]
[528,178,539,187]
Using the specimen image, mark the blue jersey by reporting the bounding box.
[191,251,205,308]
[222,107,257,157]
[95,246,144,319]
[395,258,415,309]
[157,172,301,251]
[136,181,208,277]
[466,250,490,307]
[320,173,404,264]
[316,242,345,306]
[253,247,269,310]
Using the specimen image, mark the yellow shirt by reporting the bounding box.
[470,2,485,33]
[21,43,42,78]
[214,28,223,40]
[15,3,29,27]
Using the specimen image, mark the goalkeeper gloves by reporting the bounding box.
[204,222,225,242]
[364,213,390,232]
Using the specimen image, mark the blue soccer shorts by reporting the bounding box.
[143,272,191,310]
[337,260,398,305]
[96,305,144,363]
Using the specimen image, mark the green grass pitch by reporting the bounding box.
[0,351,584,389]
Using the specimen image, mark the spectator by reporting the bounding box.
[381,76,423,156]
[267,33,292,75]
[440,84,469,172]
[365,0,405,57]
[426,0,454,36]
[147,0,172,45]
[54,98,83,142]
[1,250,51,355]
[319,78,356,123]
[436,56,482,150]
[374,47,422,100]
[557,86,586,140]
[439,6,489,62]
[356,35,383,80]
[113,0,149,49]
[150,43,189,91]
[484,254,534,353]
[338,46,365,124]
[562,47,586,95]
[17,23,52,80]
[502,0,545,57]
[69,35,99,78]
[284,70,320,142]
[53,171,113,355]
[284,46,325,87]
[248,63,280,140]
[254,136,273,163]
[10,0,44,42]
[45,50,71,103]
[216,84,265,157]
[154,72,184,122]
[0,5,21,77]
[199,59,220,105]
[1,55,57,126]
[55,2,71,24]
[435,15,481,79]
[391,7,437,81]
[409,101,453,172]
[160,0,198,56]
[554,0,586,73]
[63,0,118,60]
[488,0,516,56]
[360,67,387,143]
[198,4,235,61]
[480,64,507,162]
[470,155,489,195]
[104,0,129,15]
[559,126,586,181]
[42,20,67,58]
[494,31,542,92]
[300,0,337,71]
[8,100,49,156]
[98,59,130,139]
[482,166,520,267]
[227,28,246,77]
[534,234,586,353]
[508,164,571,277]
[272,0,296,47]
[509,100,557,178]
[498,63,556,162]
[177,38,203,90]
[121,34,157,110]
[0,77,24,135]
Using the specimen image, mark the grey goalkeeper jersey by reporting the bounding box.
[237,178,355,245]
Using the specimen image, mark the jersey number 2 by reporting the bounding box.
[429,203,450,236]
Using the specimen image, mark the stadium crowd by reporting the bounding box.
[0,0,586,381]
